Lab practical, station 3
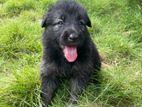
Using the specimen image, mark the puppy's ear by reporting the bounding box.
[41,5,53,28]
[41,16,47,28]
[84,13,92,27]
[41,17,46,28]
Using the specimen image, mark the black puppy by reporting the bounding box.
[40,0,101,107]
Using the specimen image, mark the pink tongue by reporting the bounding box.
[63,46,78,62]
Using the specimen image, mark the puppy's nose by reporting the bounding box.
[68,34,78,42]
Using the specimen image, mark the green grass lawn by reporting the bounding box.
[0,0,142,107]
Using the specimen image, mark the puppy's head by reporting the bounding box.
[42,1,91,62]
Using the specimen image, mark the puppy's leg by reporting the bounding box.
[69,75,89,105]
[40,60,58,107]
[41,75,58,107]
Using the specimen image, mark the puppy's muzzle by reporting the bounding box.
[68,33,79,42]
[61,27,79,46]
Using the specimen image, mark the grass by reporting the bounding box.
[0,0,142,107]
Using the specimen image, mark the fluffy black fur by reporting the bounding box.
[40,1,101,107]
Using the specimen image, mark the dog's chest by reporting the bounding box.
[56,60,92,78]
[56,62,74,77]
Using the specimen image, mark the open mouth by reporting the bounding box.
[63,45,78,62]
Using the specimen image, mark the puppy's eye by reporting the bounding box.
[79,20,85,25]
[56,20,64,25]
